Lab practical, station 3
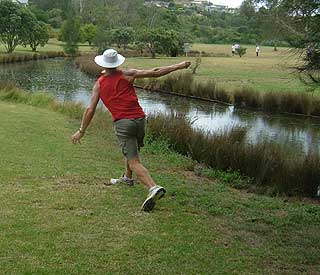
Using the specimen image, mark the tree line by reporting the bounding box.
[0,0,49,52]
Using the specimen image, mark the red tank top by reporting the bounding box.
[98,71,145,121]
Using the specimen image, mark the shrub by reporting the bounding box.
[236,47,247,58]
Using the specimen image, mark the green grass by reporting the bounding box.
[122,44,313,94]
[0,38,94,55]
[0,93,320,274]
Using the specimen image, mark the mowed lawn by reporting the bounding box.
[1,40,314,94]
[123,44,310,94]
[0,99,320,274]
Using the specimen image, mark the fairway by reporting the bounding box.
[0,99,319,274]
[122,44,309,94]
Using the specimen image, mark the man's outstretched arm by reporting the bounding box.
[124,61,191,82]
[71,81,100,144]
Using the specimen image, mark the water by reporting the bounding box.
[1,58,319,156]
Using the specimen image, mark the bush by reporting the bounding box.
[236,47,247,58]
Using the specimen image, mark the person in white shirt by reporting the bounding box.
[256,45,260,57]
[232,44,236,56]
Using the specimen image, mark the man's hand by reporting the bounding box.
[178,61,191,69]
[72,130,84,144]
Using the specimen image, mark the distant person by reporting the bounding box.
[232,44,236,56]
[234,43,240,55]
[256,45,260,57]
[307,45,314,59]
[71,49,191,212]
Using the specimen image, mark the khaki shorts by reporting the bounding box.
[113,118,146,160]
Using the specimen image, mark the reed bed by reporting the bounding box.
[147,112,320,197]
[0,81,84,120]
[152,72,320,117]
[75,56,320,117]
[0,51,66,64]
[75,55,101,78]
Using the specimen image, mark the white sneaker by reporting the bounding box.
[110,175,134,186]
[141,185,166,212]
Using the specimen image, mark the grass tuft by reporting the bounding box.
[0,51,65,64]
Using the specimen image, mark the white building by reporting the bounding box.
[206,4,228,12]
[190,0,208,6]
[12,0,28,5]
[144,0,169,8]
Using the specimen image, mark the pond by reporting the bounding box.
[1,58,319,156]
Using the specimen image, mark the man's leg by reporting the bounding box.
[128,156,155,189]
[125,157,133,179]
[128,156,165,212]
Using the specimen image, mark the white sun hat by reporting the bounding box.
[94,49,125,68]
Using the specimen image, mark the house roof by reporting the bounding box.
[16,0,28,4]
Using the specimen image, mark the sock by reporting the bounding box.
[149,185,158,192]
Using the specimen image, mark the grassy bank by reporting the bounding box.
[1,87,320,274]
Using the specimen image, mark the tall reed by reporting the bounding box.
[147,113,320,197]
[0,52,65,64]
[75,56,101,78]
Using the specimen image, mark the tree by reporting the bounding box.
[93,27,112,53]
[160,30,185,57]
[254,0,320,85]
[239,0,256,18]
[24,21,50,51]
[47,8,64,28]
[137,28,164,58]
[256,6,283,51]
[60,13,81,55]
[110,27,135,50]
[28,4,49,23]
[81,23,97,46]
[0,0,37,53]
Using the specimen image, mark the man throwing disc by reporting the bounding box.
[72,49,191,212]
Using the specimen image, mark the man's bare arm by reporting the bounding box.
[72,81,100,144]
[123,61,191,82]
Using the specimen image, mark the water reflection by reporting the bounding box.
[0,58,319,156]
